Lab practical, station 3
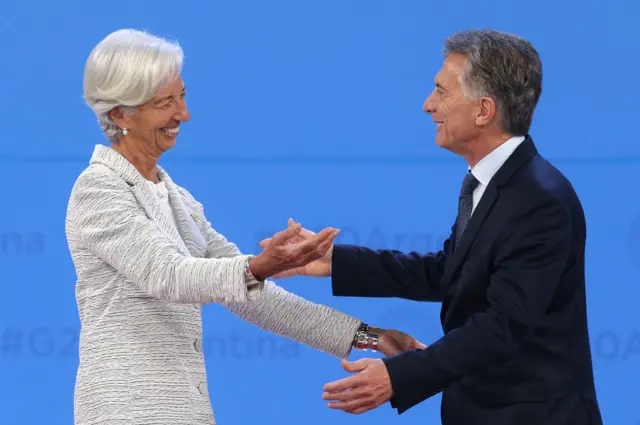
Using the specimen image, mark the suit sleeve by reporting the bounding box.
[67,170,260,304]
[382,198,572,413]
[330,228,454,302]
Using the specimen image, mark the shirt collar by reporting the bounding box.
[469,136,525,186]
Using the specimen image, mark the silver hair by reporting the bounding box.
[443,29,542,136]
[83,29,184,142]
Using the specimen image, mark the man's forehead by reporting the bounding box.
[436,55,465,86]
[444,55,466,74]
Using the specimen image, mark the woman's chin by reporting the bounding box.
[157,131,178,149]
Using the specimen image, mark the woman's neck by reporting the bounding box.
[112,141,160,182]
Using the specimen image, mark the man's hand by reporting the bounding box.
[258,218,334,278]
[322,359,393,415]
[374,328,427,356]
[248,221,339,281]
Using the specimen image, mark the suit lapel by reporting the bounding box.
[88,144,192,256]
[441,136,540,288]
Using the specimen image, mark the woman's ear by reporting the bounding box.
[109,107,129,129]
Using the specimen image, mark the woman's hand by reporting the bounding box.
[373,328,427,356]
[258,218,335,278]
[248,221,339,281]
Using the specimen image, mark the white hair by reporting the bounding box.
[83,29,184,142]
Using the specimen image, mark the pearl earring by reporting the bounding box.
[122,128,128,136]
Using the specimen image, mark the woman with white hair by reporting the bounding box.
[66,29,424,425]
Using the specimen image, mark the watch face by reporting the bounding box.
[355,332,368,349]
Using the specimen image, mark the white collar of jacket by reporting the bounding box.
[88,144,208,258]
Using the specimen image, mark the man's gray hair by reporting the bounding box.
[83,29,184,142]
[443,29,542,136]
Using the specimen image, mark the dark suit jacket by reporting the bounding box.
[331,137,602,425]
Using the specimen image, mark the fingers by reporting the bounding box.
[378,346,402,357]
[323,375,363,393]
[414,340,428,350]
[270,223,302,245]
[315,229,339,253]
[273,228,335,260]
[327,399,377,414]
[260,220,317,249]
[341,358,367,373]
[307,227,337,242]
[287,218,316,237]
[290,219,318,237]
[290,228,338,258]
[377,339,402,357]
[324,360,371,393]
[270,267,304,279]
[323,386,367,402]
[260,218,330,248]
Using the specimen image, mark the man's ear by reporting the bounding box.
[475,96,497,127]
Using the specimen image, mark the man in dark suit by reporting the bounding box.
[265,29,603,425]
[266,30,602,425]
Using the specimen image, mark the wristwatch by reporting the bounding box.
[244,256,264,282]
[244,258,256,279]
[352,323,379,352]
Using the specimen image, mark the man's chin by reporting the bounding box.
[435,135,449,149]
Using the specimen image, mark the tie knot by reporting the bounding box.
[461,172,479,196]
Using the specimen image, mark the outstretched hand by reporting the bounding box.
[321,332,426,415]
[248,220,339,281]
[258,218,334,278]
[323,358,392,415]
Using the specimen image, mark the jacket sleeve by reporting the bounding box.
[382,197,572,413]
[330,233,453,302]
[66,169,261,305]
[196,209,362,359]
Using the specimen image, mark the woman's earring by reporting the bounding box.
[122,128,128,136]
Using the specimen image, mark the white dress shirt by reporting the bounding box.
[470,135,525,213]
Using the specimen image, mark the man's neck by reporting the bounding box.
[463,132,513,168]
[112,141,160,182]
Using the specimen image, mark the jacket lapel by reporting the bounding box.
[440,136,540,288]
[88,144,192,256]
[158,168,208,258]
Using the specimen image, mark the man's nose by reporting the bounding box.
[423,92,436,114]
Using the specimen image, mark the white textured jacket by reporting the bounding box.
[65,144,361,425]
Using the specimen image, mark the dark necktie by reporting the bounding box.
[454,171,479,251]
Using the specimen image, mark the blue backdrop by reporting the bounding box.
[1,1,638,424]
